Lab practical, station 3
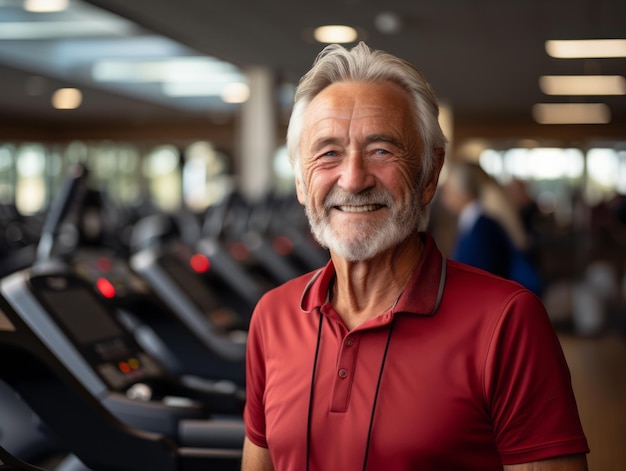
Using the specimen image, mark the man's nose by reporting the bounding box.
[337,152,376,194]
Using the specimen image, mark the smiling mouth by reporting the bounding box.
[336,204,384,213]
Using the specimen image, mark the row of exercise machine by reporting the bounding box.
[0,164,329,470]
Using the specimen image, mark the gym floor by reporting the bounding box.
[560,333,626,471]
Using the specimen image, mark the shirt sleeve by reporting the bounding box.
[483,290,589,464]
[243,299,269,448]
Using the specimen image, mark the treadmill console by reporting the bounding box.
[159,242,242,329]
[29,274,162,391]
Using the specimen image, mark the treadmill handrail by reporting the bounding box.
[35,164,88,265]
[0,444,47,471]
[130,249,246,362]
[0,269,109,399]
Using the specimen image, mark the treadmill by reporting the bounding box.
[0,165,245,452]
[0,294,241,471]
[59,173,247,386]
[0,260,245,449]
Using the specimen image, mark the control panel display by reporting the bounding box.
[160,253,240,328]
[38,287,124,345]
[31,275,163,390]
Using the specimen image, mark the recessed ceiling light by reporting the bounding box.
[532,103,611,124]
[221,82,250,103]
[23,0,69,13]
[545,39,626,58]
[313,25,358,44]
[539,75,626,96]
[52,88,82,110]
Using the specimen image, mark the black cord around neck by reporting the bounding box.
[305,312,324,471]
[361,316,396,471]
[305,313,397,471]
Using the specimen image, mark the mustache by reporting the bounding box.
[323,187,395,210]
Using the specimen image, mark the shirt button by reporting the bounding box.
[344,337,355,347]
[338,368,348,379]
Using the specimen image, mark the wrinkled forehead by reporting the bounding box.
[306,81,411,114]
[301,81,415,138]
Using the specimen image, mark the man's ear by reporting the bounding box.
[420,148,445,206]
[295,176,306,205]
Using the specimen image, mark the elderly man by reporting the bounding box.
[242,42,588,471]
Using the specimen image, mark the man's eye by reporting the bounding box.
[322,151,338,157]
[375,148,390,155]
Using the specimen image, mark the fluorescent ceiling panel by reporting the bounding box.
[313,25,358,44]
[93,57,242,83]
[0,20,136,39]
[539,75,626,95]
[546,39,626,58]
[0,0,247,112]
[532,103,611,124]
[23,0,69,13]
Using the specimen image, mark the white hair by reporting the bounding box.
[286,41,447,190]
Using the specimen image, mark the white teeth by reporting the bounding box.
[338,204,381,213]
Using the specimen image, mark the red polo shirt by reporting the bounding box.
[244,234,588,470]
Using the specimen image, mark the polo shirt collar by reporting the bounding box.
[299,233,446,317]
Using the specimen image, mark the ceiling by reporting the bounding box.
[1,0,625,141]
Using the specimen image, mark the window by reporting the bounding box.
[144,145,181,212]
[0,144,15,205]
[272,145,295,194]
[15,143,47,215]
[183,141,232,212]
[586,148,619,205]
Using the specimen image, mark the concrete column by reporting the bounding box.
[237,66,277,202]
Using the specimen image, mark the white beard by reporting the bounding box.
[303,185,425,262]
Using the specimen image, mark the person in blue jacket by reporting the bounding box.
[441,161,542,295]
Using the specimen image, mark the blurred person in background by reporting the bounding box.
[506,177,543,265]
[441,161,543,296]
